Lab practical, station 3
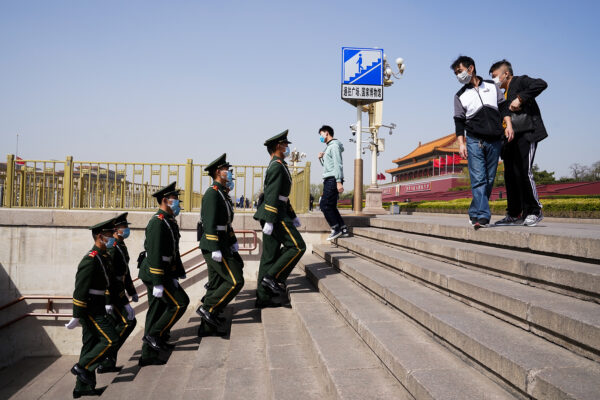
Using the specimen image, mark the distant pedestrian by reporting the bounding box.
[489,60,548,227]
[451,55,514,230]
[309,194,314,211]
[318,125,349,240]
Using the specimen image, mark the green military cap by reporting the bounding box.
[113,212,130,226]
[263,129,292,147]
[204,153,231,173]
[89,218,116,235]
[152,181,180,204]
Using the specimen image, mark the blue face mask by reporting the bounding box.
[120,227,130,239]
[169,199,181,216]
[283,146,291,158]
[104,236,116,249]
[226,171,235,191]
[320,136,325,143]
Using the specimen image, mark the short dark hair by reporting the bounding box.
[319,125,334,138]
[267,143,278,155]
[489,59,513,76]
[450,55,476,75]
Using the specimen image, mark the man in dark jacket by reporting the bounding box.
[490,60,548,227]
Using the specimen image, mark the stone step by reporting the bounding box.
[287,272,413,399]
[297,254,516,400]
[261,277,332,400]
[353,226,600,302]
[2,356,77,400]
[332,235,600,362]
[370,215,600,262]
[312,245,600,399]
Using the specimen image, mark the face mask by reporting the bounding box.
[457,70,472,84]
[103,236,116,249]
[226,171,235,191]
[493,72,507,87]
[169,199,181,216]
[320,136,325,143]
[283,146,290,158]
[119,227,130,239]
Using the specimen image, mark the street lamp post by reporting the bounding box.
[362,55,405,214]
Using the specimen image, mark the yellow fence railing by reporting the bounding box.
[1,155,311,214]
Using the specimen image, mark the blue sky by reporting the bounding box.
[1,0,598,182]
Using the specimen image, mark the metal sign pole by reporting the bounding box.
[353,105,363,213]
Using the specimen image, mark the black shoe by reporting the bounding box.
[327,229,343,241]
[96,365,122,374]
[73,388,105,398]
[204,281,210,290]
[142,335,166,352]
[195,306,221,329]
[261,276,286,295]
[70,364,95,386]
[340,229,351,238]
[138,357,166,367]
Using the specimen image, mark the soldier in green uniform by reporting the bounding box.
[65,218,120,398]
[138,182,190,366]
[98,212,137,373]
[254,130,306,308]
[196,154,244,336]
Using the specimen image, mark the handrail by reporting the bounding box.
[0,231,259,330]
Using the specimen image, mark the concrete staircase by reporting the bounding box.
[299,214,600,400]
[2,214,599,399]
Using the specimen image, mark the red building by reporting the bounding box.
[382,134,468,201]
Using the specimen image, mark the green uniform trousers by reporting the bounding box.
[75,314,120,391]
[100,305,137,368]
[257,220,306,302]
[141,279,189,359]
[201,250,244,314]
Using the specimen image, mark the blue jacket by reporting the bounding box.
[321,139,344,183]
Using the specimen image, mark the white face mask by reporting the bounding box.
[457,70,472,84]
[493,72,506,87]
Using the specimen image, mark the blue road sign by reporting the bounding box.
[341,47,384,105]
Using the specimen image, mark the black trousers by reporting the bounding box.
[320,177,346,230]
[503,134,542,217]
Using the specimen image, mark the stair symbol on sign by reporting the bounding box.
[347,58,381,83]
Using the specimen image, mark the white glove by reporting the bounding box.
[65,317,80,329]
[263,222,274,235]
[153,284,164,298]
[131,293,139,302]
[212,250,222,262]
[124,304,135,320]
[293,217,301,227]
[231,242,239,253]
[173,278,179,288]
[105,304,114,315]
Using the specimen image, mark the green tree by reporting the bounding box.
[531,164,556,185]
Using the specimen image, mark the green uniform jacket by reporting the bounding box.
[200,181,238,252]
[139,209,186,286]
[72,245,112,318]
[254,156,297,223]
[107,240,136,305]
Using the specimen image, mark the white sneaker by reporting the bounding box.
[523,213,544,227]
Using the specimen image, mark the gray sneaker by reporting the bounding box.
[494,215,524,226]
[523,213,544,227]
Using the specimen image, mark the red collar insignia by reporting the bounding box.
[157,214,165,220]
[212,185,218,190]
[89,250,98,257]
